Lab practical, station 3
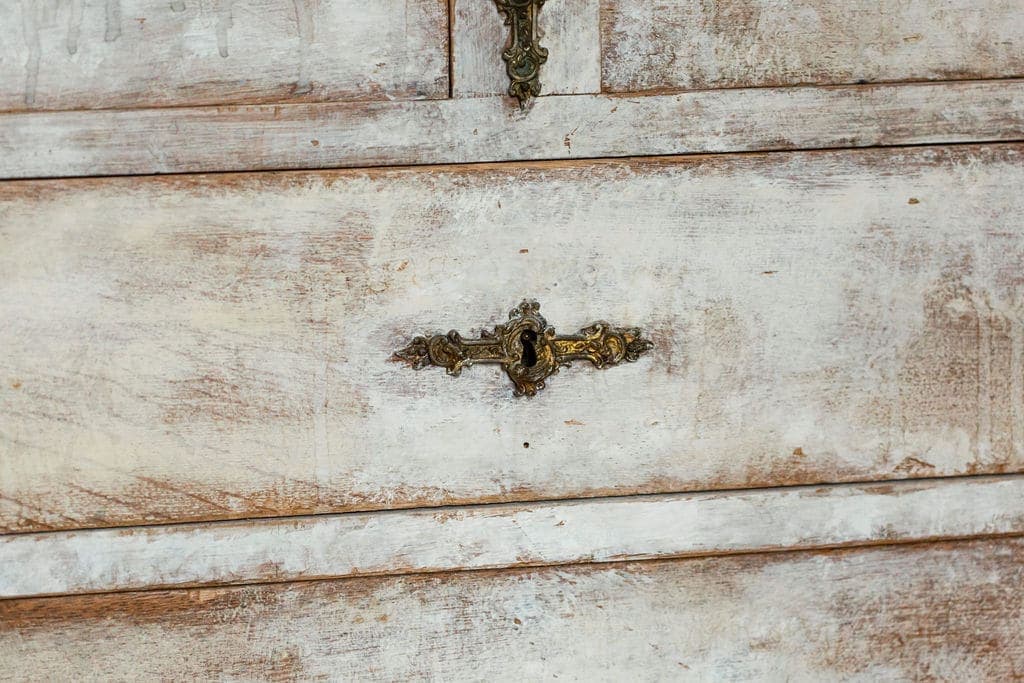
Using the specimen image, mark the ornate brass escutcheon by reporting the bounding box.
[394,300,654,396]
[494,0,548,106]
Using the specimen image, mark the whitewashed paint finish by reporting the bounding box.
[1,144,1024,533]
[0,0,448,112]
[453,0,601,97]
[2,476,1023,598]
[601,0,1024,93]
[2,538,1023,680]
[1,79,1022,179]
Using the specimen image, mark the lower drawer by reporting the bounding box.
[2,537,1021,679]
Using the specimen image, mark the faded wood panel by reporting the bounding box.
[453,0,601,97]
[2,79,1022,179]
[601,0,1024,94]
[3,538,1023,680]
[1,144,1024,533]
[0,0,448,112]
[2,476,1023,598]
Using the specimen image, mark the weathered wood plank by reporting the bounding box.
[3,475,1024,598]
[453,0,601,98]
[2,537,1023,679]
[1,80,1022,179]
[601,0,1024,94]
[2,144,1024,533]
[0,0,449,112]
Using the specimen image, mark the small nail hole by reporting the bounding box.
[523,442,530,448]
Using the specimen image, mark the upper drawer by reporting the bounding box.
[600,0,1024,94]
[0,0,449,112]
[1,143,1022,533]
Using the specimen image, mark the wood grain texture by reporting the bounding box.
[601,0,1024,94]
[0,0,448,112]
[1,79,1023,179]
[453,0,601,98]
[1,143,1024,533]
[3,475,1024,598]
[3,537,1023,679]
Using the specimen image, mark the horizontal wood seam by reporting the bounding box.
[2,137,1023,186]
[6,529,1024,604]
[4,474,1024,599]
[0,467,1018,540]
[0,91,454,118]
[599,73,1024,98]
[0,75,1018,119]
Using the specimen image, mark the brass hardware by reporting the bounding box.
[495,0,548,107]
[395,300,654,396]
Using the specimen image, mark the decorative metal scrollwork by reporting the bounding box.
[395,300,655,396]
[494,0,548,106]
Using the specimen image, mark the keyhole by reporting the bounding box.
[519,330,538,367]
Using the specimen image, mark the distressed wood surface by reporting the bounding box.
[3,537,1023,679]
[1,79,1023,179]
[453,0,601,98]
[601,0,1024,94]
[0,0,448,112]
[2,144,1024,533]
[2,475,1023,598]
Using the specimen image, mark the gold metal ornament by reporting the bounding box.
[394,300,655,396]
[494,0,548,106]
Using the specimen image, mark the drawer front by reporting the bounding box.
[0,0,449,111]
[2,143,1022,533]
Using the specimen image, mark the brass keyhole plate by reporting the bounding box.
[394,300,655,396]
[495,0,548,106]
